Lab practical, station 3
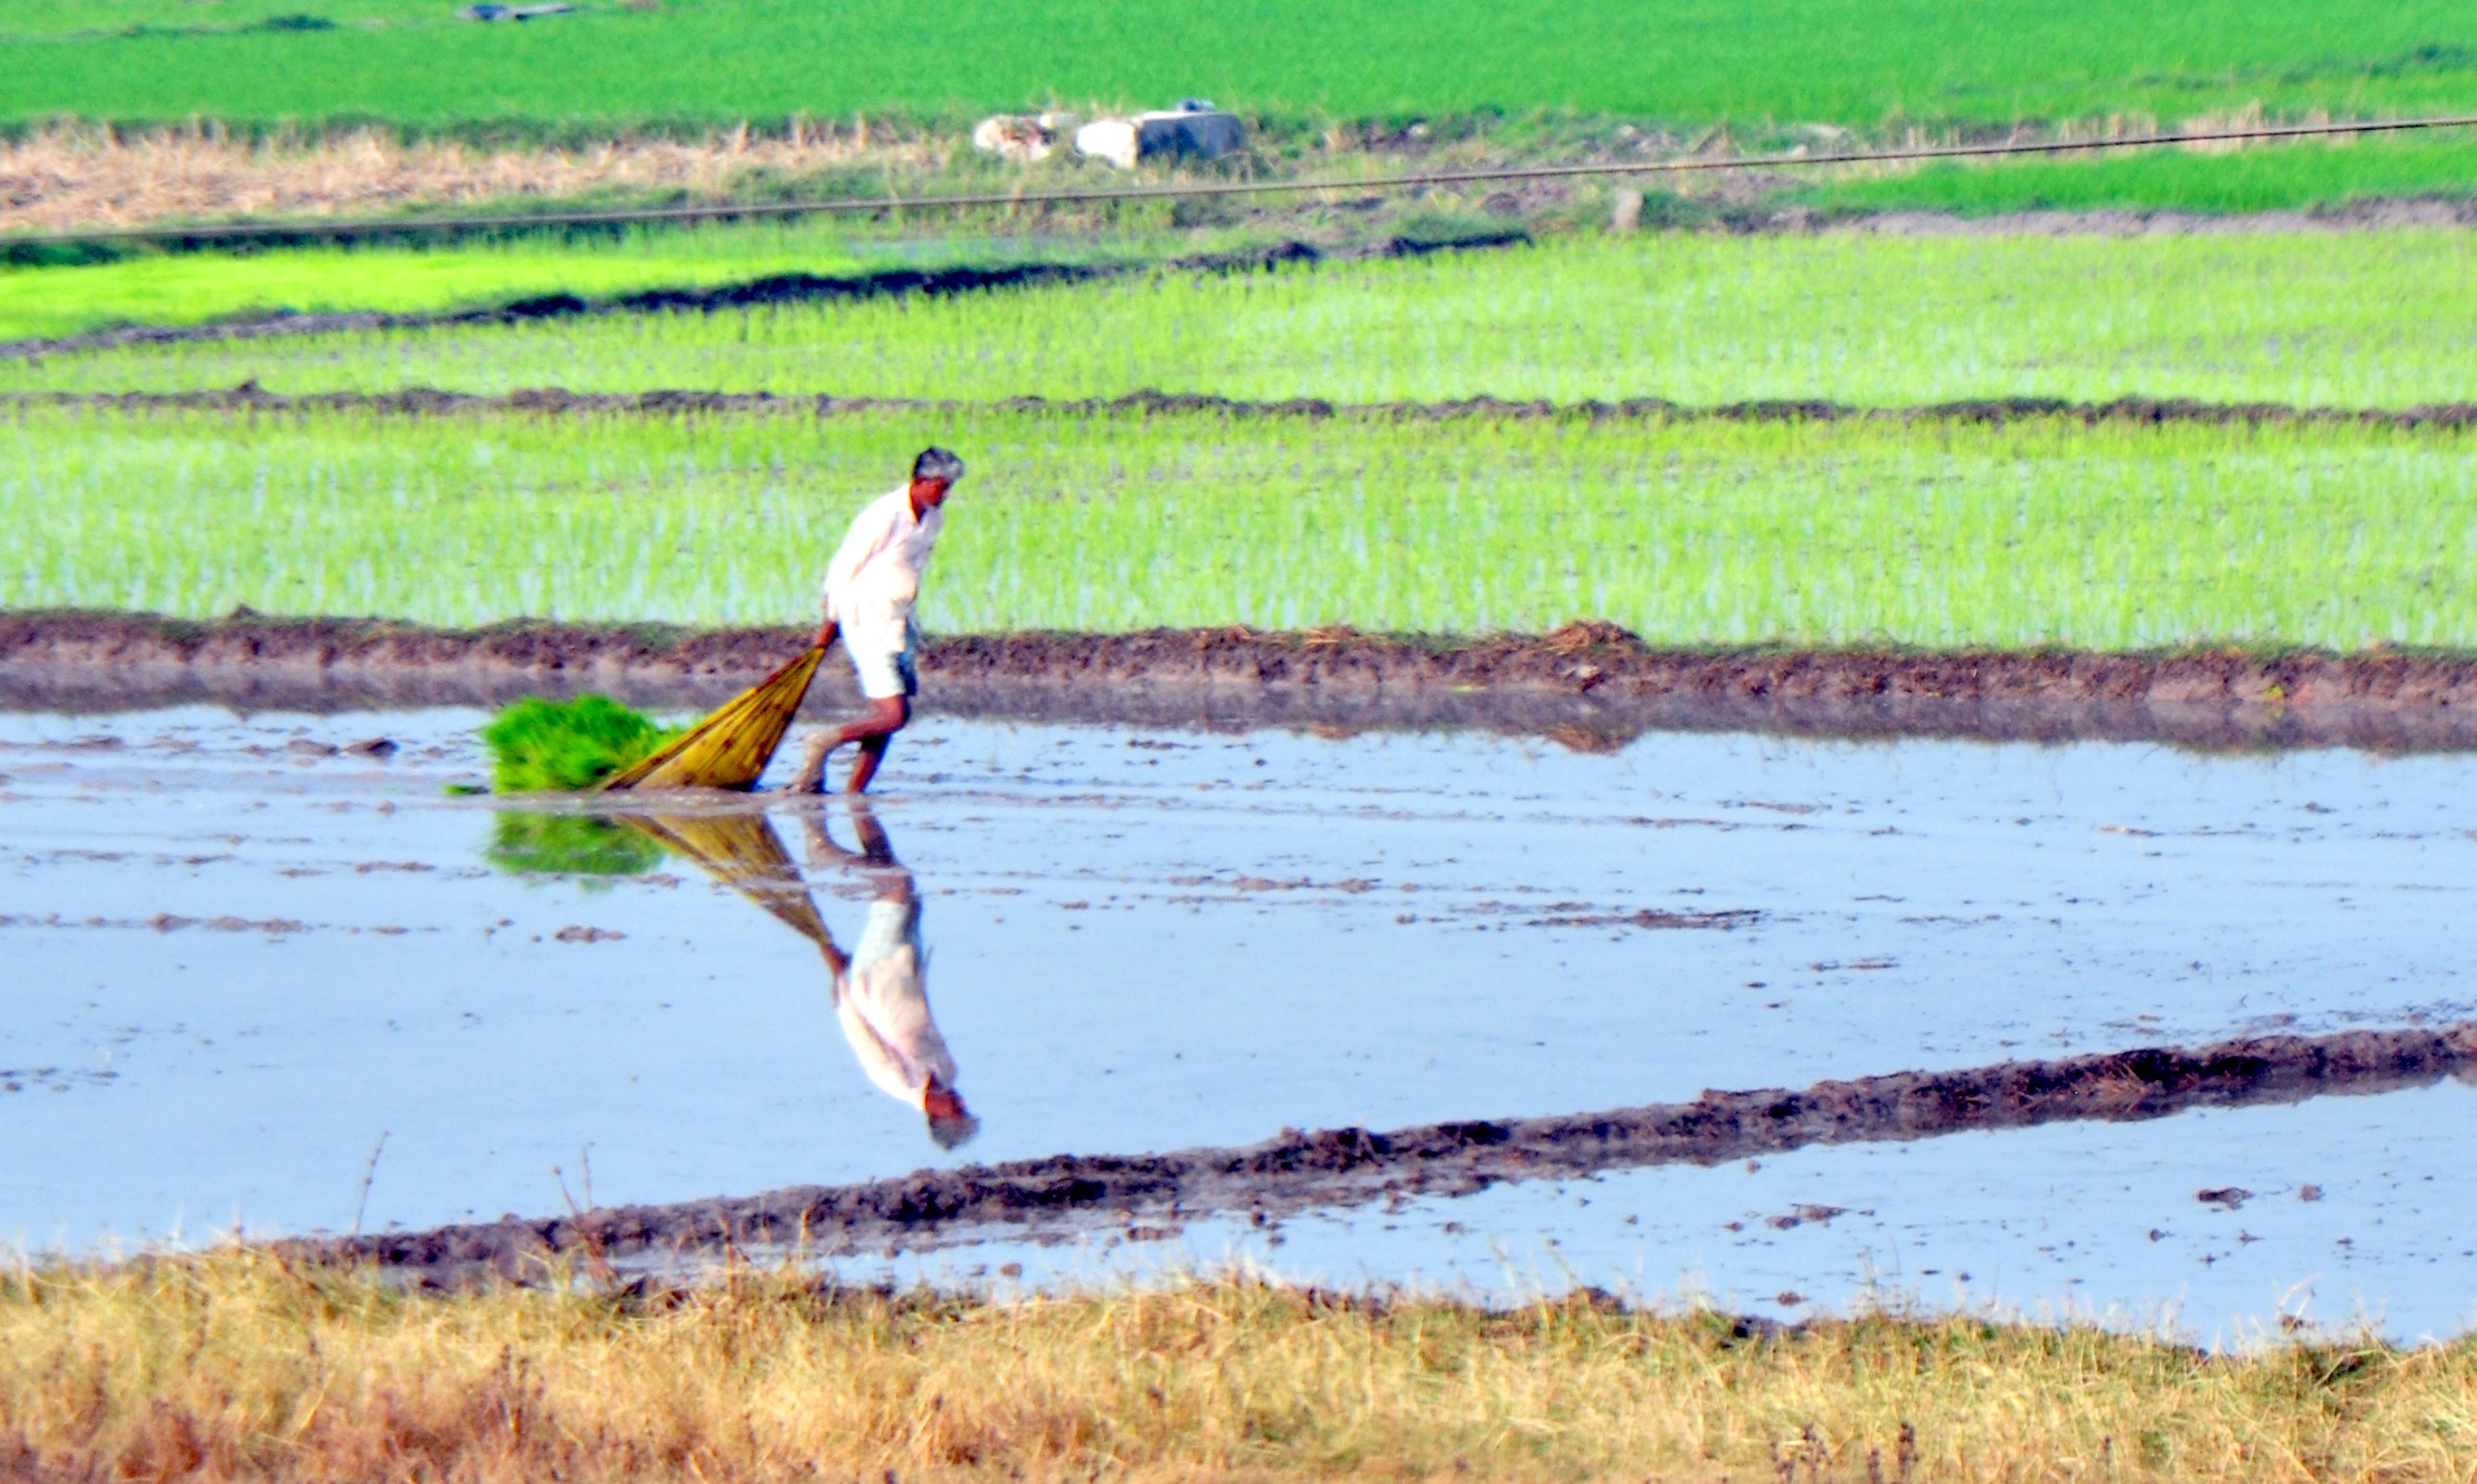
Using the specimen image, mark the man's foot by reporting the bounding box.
[782,732,836,794]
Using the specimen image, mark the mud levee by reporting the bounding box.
[288,1023,2477,1277]
[31,386,2477,432]
[8,611,2477,753]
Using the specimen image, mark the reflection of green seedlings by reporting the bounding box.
[481,694,678,792]
[486,812,664,879]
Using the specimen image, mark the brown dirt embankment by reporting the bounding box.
[292,1022,2477,1277]
[33,385,2477,432]
[7,611,2477,753]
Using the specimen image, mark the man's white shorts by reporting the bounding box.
[850,643,919,701]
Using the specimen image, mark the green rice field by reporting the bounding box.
[11,133,2473,347]
[1796,133,2477,217]
[17,230,2475,409]
[10,401,2471,649]
[0,220,1202,345]
[4,0,2473,131]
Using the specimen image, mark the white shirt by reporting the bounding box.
[832,893,960,1109]
[821,487,943,651]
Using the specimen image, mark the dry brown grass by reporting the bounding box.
[3,1251,2476,1482]
[0,121,941,232]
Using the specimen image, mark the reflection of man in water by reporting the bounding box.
[802,805,979,1150]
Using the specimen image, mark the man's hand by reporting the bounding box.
[811,618,839,651]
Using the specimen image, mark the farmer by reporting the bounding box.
[801,804,978,1150]
[789,446,964,794]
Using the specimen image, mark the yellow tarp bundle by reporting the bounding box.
[601,645,826,792]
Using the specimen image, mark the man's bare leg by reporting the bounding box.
[845,726,895,794]
[787,696,908,794]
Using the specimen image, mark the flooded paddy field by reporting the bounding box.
[5,702,2473,1342]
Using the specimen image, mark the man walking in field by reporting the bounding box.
[789,447,963,794]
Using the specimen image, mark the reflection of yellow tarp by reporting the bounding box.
[602,646,825,792]
[618,811,829,949]
[619,804,976,1148]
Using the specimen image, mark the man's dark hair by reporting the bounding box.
[928,1110,981,1150]
[913,447,965,482]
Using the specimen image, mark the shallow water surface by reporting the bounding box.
[2,705,2470,1339]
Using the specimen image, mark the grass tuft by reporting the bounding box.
[479,693,675,792]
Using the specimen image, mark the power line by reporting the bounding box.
[14,113,2477,249]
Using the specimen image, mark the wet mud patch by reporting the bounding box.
[10,611,2477,752]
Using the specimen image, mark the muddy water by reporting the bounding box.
[3,705,2472,1339]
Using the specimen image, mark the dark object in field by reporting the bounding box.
[343,736,397,756]
[600,645,823,791]
[2197,1186,2253,1209]
[460,3,573,18]
[298,1020,2477,1278]
[481,694,674,791]
[1073,101,1245,170]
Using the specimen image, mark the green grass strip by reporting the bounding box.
[13,230,2475,409]
[6,400,2473,651]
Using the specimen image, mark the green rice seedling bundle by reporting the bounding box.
[480,694,679,792]
[13,231,2475,409]
[6,401,2475,650]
